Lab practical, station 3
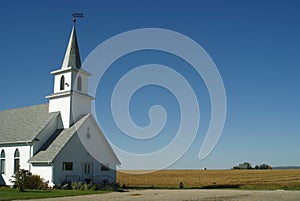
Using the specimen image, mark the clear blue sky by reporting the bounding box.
[1,0,299,169]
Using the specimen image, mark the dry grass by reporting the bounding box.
[117,169,300,189]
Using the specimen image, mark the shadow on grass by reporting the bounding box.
[22,190,53,193]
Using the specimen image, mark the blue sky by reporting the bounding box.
[1,0,299,169]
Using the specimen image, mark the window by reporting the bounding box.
[84,163,91,174]
[101,164,109,171]
[60,75,65,90]
[0,150,5,174]
[63,162,73,171]
[77,76,82,91]
[14,149,20,173]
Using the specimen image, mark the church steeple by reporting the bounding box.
[61,26,81,69]
[47,24,94,129]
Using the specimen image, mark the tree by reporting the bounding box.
[10,169,30,192]
[10,169,48,191]
[243,162,252,169]
[259,164,272,169]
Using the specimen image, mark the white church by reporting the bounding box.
[0,23,120,187]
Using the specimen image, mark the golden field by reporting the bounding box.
[117,169,300,189]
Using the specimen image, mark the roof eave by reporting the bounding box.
[0,140,34,145]
[28,160,53,164]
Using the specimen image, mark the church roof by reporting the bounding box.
[0,104,59,144]
[28,113,89,163]
[61,26,81,69]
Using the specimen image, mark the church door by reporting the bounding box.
[82,162,93,183]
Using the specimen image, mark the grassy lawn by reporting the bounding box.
[0,188,109,201]
[117,169,300,190]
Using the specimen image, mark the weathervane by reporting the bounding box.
[72,12,84,23]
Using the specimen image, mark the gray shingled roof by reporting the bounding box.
[0,104,59,144]
[28,113,90,163]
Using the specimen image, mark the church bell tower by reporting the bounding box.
[46,24,94,128]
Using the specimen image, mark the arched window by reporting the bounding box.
[60,75,65,90]
[14,149,20,173]
[0,150,5,174]
[77,76,82,91]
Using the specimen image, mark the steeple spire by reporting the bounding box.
[48,18,93,129]
[61,26,81,69]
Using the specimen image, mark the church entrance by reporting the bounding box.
[82,162,93,183]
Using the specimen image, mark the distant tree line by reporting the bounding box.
[232,162,272,170]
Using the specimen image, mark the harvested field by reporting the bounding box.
[117,169,300,189]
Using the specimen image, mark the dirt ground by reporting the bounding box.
[16,189,300,201]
